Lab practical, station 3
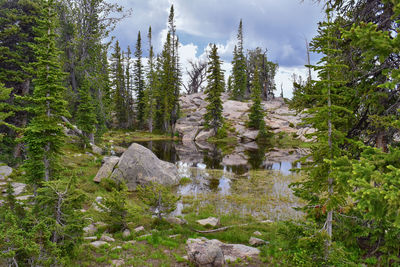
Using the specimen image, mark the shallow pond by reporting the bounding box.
[125,140,305,220]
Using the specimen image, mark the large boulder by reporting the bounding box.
[186,237,260,265]
[93,156,120,183]
[111,143,179,190]
[186,238,225,267]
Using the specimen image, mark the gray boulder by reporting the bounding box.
[93,156,120,183]
[187,237,261,266]
[0,166,12,180]
[111,143,179,191]
[186,238,225,267]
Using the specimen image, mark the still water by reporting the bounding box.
[123,140,305,220]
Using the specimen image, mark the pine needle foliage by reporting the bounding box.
[23,0,69,186]
[204,44,225,134]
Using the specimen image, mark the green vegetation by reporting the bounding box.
[204,44,225,135]
[1,0,399,265]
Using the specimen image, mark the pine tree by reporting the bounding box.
[0,82,13,141]
[204,44,225,134]
[23,0,70,187]
[248,67,265,129]
[144,26,157,133]
[111,40,128,128]
[231,20,247,100]
[0,0,39,158]
[125,45,134,128]
[292,6,354,251]
[133,31,145,128]
[76,79,97,147]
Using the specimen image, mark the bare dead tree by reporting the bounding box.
[183,59,207,94]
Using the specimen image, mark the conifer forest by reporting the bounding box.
[0,0,399,266]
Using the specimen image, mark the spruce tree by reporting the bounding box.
[76,78,97,147]
[0,0,39,158]
[23,0,70,186]
[133,31,145,128]
[0,82,13,141]
[144,26,157,133]
[204,44,225,134]
[248,67,266,130]
[231,20,247,100]
[111,40,128,128]
[292,6,353,251]
[125,45,134,128]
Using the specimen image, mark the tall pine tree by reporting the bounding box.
[144,26,157,133]
[133,31,145,128]
[248,67,266,130]
[231,19,247,101]
[23,0,70,186]
[292,6,354,252]
[111,40,128,128]
[204,44,225,134]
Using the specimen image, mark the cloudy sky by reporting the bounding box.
[110,0,325,98]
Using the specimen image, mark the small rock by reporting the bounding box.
[15,195,33,201]
[169,234,181,239]
[83,224,97,235]
[134,226,145,233]
[90,241,109,248]
[2,182,27,196]
[93,156,120,183]
[94,221,107,228]
[0,166,13,180]
[166,216,187,225]
[91,144,103,155]
[122,229,131,238]
[126,240,136,245]
[253,231,262,236]
[80,209,87,213]
[249,237,268,246]
[261,219,273,224]
[84,236,97,241]
[138,234,151,239]
[111,259,125,267]
[112,246,122,251]
[100,234,115,242]
[196,217,220,227]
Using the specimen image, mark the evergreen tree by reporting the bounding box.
[204,44,225,134]
[23,0,70,187]
[155,33,174,132]
[125,45,134,128]
[133,31,145,128]
[0,0,39,159]
[111,40,128,128]
[0,82,13,141]
[231,20,247,100]
[144,26,157,133]
[292,6,354,251]
[76,78,97,147]
[248,67,266,130]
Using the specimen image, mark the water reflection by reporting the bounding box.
[122,140,306,219]
[128,140,303,176]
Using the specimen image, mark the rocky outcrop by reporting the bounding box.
[93,156,120,183]
[177,92,315,143]
[111,143,179,190]
[186,237,260,265]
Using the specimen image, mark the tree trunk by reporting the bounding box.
[13,79,30,158]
